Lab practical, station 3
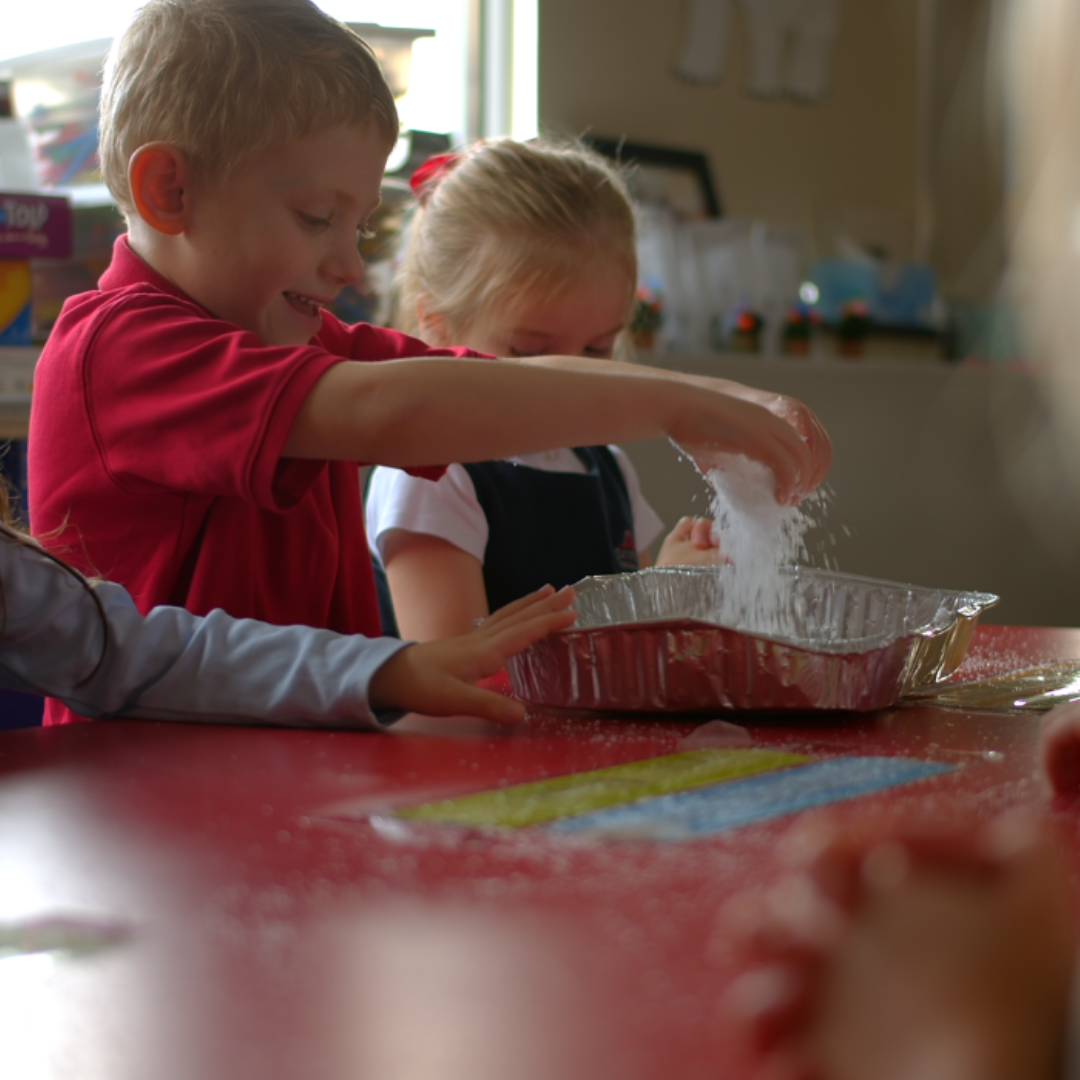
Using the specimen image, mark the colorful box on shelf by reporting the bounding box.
[0,192,72,258]
[0,192,72,345]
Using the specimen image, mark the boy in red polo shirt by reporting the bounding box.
[29,0,832,727]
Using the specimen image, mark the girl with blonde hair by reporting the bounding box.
[366,138,722,640]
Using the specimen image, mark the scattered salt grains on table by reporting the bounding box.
[706,453,821,633]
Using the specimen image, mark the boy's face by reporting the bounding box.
[176,122,388,346]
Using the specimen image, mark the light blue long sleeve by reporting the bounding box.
[0,536,410,728]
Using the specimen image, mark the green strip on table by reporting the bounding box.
[393,748,811,828]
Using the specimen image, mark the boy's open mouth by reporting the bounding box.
[284,292,323,318]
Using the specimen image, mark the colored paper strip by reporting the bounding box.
[550,756,955,839]
[393,748,811,829]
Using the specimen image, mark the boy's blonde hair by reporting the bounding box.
[397,138,638,343]
[100,0,398,214]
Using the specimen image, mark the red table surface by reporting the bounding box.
[1,624,1079,1080]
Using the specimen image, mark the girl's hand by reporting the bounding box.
[655,516,725,567]
[368,585,576,722]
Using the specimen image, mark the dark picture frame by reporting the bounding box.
[584,137,723,219]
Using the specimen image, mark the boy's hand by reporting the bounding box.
[655,516,725,567]
[674,379,832,504]
[743,389,832,492]
[669,390,829,506]
[292,355,832,507]
[369,585,576,723]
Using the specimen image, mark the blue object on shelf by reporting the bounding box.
[810,258,938,328]
[874,262,938,326]
[810,259,875,322]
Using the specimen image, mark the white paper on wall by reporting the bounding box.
[675,0,839,102]
[779,0,839,101]
[674,0,736,84]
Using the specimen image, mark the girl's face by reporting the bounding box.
[460,258,633,360]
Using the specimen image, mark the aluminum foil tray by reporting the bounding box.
[506,567,999,714]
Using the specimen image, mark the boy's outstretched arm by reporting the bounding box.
[524,353,832,493]
[283,356,831,504]
[368,584,576,722]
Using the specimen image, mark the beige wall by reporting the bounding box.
[925,0,1007,299]
[620,354,1080,628]
[539,0,922,260]
[538,0,1007,292]
[537,2,1077,626]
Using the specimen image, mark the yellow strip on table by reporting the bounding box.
[393,748,811,829]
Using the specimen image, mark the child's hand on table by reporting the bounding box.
[369,584,575,723]
[1040,699,1080,794]
[723,812,1074,1080]
[654,516,725,567]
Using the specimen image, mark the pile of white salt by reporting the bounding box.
[706,453,821,633]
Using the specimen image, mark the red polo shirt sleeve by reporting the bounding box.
[85,286,339,511]
[314,315,486,482]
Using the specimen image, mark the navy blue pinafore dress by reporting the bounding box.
[371,447,639,637]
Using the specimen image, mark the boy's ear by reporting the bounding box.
[129,143,192,236]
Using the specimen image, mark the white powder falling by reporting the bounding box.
[707,453,821,633]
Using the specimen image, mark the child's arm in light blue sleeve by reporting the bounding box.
[0,536,407,728]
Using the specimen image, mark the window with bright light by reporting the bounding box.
[324,0,471,144]
[1,0,537,149]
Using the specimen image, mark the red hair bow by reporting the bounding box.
[409,152,462,205]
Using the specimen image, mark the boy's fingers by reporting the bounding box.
[765,426,809,505]
[768,398,833,490]
[808,424,832,489]
[790,410,832,478]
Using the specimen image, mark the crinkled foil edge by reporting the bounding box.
[506,567,998,713]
